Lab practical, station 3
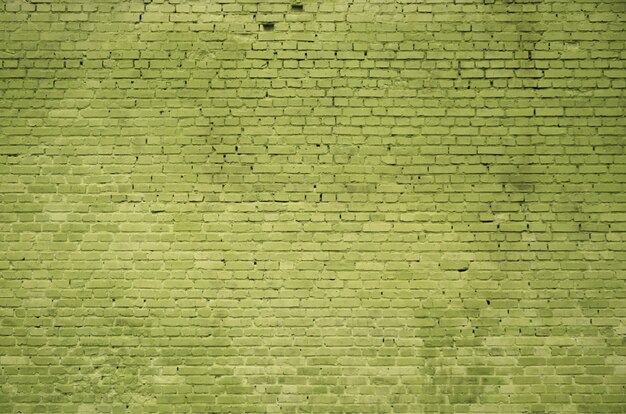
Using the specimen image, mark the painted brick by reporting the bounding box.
[0,0,625,413]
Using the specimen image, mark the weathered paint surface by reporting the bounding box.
[1,0,625,412]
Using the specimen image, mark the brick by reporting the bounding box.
[0,1,624,413]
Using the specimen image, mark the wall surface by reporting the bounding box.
[1,0,625,413]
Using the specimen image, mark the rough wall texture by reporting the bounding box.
[1,0,625,413]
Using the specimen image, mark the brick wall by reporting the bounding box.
[1,0,625,412]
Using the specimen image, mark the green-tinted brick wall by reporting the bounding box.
[1,0,625,412]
